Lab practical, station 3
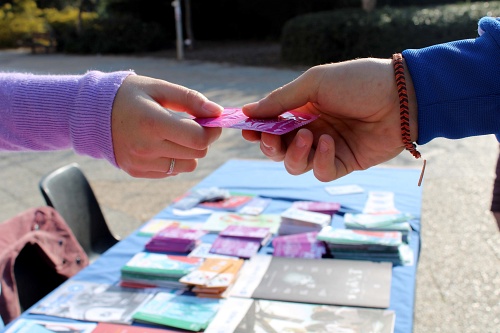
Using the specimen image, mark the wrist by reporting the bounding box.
[392,53,421,159]
[402,58,418,143]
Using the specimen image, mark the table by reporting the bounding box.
[8,159,423,333]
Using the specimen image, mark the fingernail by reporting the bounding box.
[202,101,223,114]
[319,139,329,153]
[243,102,259,113]
[262,141,274,152]
[296,136,306,148]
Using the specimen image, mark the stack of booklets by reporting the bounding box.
[4,319,97,333]
[291,200,341,216]
[344,212,414,242]
[278,207,331,235]
[272,231,326,259]
[197,192,255,211]
[205,297,396,333]
[29,281,154,325]
[145,226,207,253]
[137,219,181,237]
[93,323,183,333]
[180,257,244,298]
[120,251,204,289]
[202,212,281,234]
[209,225,272,259]
[133,292,221,332]
[317,226,405,265]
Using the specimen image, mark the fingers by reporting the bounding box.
[241,129,261,142]
[112,76,223,179]
[259,133,286,162]
[121,157,198,179]
[312,135,339,182]
[141,76,223,118]
[258,130,341,183]
[281,129,314,175]
[242,68,319,118]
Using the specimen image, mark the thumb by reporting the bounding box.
[242,74,313,118]
[145,77,223,118]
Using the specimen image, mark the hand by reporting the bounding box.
[111,75,223,178]
[241,58,418,182]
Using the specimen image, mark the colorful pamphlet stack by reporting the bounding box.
[180,257,244,298]
[137,219,181,237]
[198,192,255,211]
[272,231,326,259]
[317,226,406,265]
[202,212,281,234]
[120,251,203,289]
[291,200,341,216]
[209,225,272,259]
[132,292,221,331]
[172,187,230,210]
[278,207,331,235]
[344,212,414,242]
[237,197,272,215]
[145,226,207,253]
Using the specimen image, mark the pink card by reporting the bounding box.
[209,236,261,259]
[219,225,271,239]
[154,226,207,240]
[291,201,341,216]
[194,108,318,135]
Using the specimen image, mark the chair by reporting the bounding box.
[38,163,120,262]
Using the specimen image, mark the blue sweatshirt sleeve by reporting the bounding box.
[402,16,500,144]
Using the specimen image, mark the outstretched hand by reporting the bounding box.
[242,58,417,182]
[111,75,223,178]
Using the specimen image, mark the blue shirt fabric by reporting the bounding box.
[402,17,500,144]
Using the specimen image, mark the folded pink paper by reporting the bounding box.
[194,108,319,135]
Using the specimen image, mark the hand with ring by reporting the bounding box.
[111,75,223,178]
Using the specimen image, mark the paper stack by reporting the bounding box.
[272,231,326,259]
[133,292,221,331]
[317,226,406,265]
[180,257,244,298]
[291,200,341,216]
[120,251,203,289]
[344,212,414,242]
[145,226,207,253]
[209,225,272,259]
[278,207,331,235]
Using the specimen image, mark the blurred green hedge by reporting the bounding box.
[281,1,500,65]
[1,0,497,56]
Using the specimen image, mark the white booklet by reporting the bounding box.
[29,281,154,324]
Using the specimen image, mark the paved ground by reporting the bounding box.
[0,48,499,333]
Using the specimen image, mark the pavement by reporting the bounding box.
[0,49,499,333]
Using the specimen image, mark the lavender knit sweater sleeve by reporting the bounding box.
[0,70,134,167]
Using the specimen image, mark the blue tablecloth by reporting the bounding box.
[8,159,423,333]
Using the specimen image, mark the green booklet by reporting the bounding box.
[133,293,221,331]
[121,252,203,277]
[202,212,281,234]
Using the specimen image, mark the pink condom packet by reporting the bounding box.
[193,108,319,135]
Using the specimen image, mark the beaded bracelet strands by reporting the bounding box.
[392,53,426,186]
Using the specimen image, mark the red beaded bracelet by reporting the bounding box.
[392,53,426,186]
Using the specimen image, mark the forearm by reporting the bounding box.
[403,17,500,144]
[0,70,134,166]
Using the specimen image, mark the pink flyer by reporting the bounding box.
[194,108,318,135]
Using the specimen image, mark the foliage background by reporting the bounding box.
[0,0,497,65]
